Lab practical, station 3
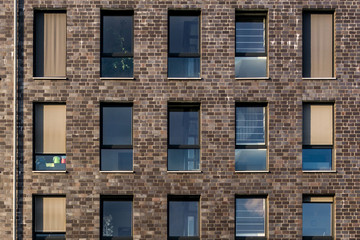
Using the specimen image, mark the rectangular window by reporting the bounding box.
[235,104,267,171]
[101,104,133,171]
[101,11,134,78]
[34,11,66,77]
[303,12,334,78]
[34,104,66,171]
[34,196,66,240]
[101,196,133,240]
[168,104,200,171]
[168,196,199,240]
[235,197,266,239]
[235,12,267,78]
[168,11,200,78]
[303,104,333,170]
[303,196,333,240]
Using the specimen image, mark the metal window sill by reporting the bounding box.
[235,77,270,80]
[100,77,135,80]
[168,77,202,80]
[302,77,337,80]
[167,170,202,173]
[235,170,269,173]
[100,170,135,173]
[33,77,68,80]
[32,171,67,173]
[303,170,336,173]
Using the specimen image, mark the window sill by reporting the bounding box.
[33,77,67,80]
[167,170,202,173]
[235,170,269,173]
[168,77,202,81]
[100,170,134,173]
[100,77,135,80]
[235,77,270,80]
[302,77,337,80]
[302,170,336,173]
[32,170,67,173]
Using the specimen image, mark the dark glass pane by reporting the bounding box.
[35,155,66,171]
[235,149,266,171]
[169,109,199,145]
[102,106,132,145]
[302,149,332,170]
[168,57,200,78]
[168,149,200,171]
[169,16,199,54]
[235,57,267,78]
[101,149,133,171]
[35,233,65,240]
[102,200,132,237]
[236,198,265,237]
[101,57,133,77]
[236,106,265,145]
[169,201,198,237]
[303,203,332,236]
[236,20,265,53]
[102,15,132,54]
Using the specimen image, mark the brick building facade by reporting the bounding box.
[0,0,360,239]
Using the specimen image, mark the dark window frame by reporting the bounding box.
[100,195,133,240]
[100,10,134,77]
[100,103,133,170]
[33,195,66,240]
[33,102,67,171]
[168,195,200,240]
[235,195,267,240]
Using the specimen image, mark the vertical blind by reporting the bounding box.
[35,196,66,232]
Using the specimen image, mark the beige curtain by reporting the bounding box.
[303,104,333,145]
[35,105,66,154]
[35,196,66,232]
[304,196,333,203]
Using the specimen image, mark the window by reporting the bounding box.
[235,12,267,78]
[101,196,133,240]
[235,104,267,171]
[303,12,334,78]
[303,103,333,170]
[168,104,200,171]
[303,196,333,240]
[168,196,199,240]
[168,11,200,78]
[34,11,66,77]
[235,197,266,239]
[101,104,133,171]
[101,11,133,77]
[34,196,66,240]
[34,104,66,171]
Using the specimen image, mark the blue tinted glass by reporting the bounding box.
[236,21,265,53]
[168,57,200,78]
[102,106,132,145]
[169,109,199,145]
[101,149,133,171]
[236,106,265,144]
[302,148,332,170]
[235,57,267,78]
[168,149,200,171]
[236,198,265,236]
[169,201,199,237]
[102,15,132,54]
[303,203,332,236]
[35,234,65,240]
[169,16,199,54]
[35,155,66,171]
[102,200,132,237]
[235,149,266,171]
[101,57,133,77]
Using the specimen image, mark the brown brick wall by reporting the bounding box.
[1,0,359,239]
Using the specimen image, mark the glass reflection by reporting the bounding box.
[235,149,266,171]
[168,149,200,171]
[236,106,265,145]
[101,149,133,171]
[302,148,332,170]
[168,57,200,78]
[101,57,133,78]
[303,203,332,236]
[235,57,267,78]
[236,198,265,237]
[102,15,132,54]
[169,109,199,145]
[102,200,132,237]
[169,16,199,54]
[169,201,198,237]
[35,155,66,171]
[102,107,132,145]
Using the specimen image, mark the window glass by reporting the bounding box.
[235,149,266,171]
[168,57,200,78]
[236,198,266,237]
[302,149,332,170]
[168,149,200,171]
[236,20,265,53]
[169,200,199,237]
[235,57,266,78]
[102,199,132,238]
[303,202,332,237]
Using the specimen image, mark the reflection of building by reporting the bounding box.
[1,0,360,239]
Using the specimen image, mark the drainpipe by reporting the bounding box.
[13,0,18,239]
